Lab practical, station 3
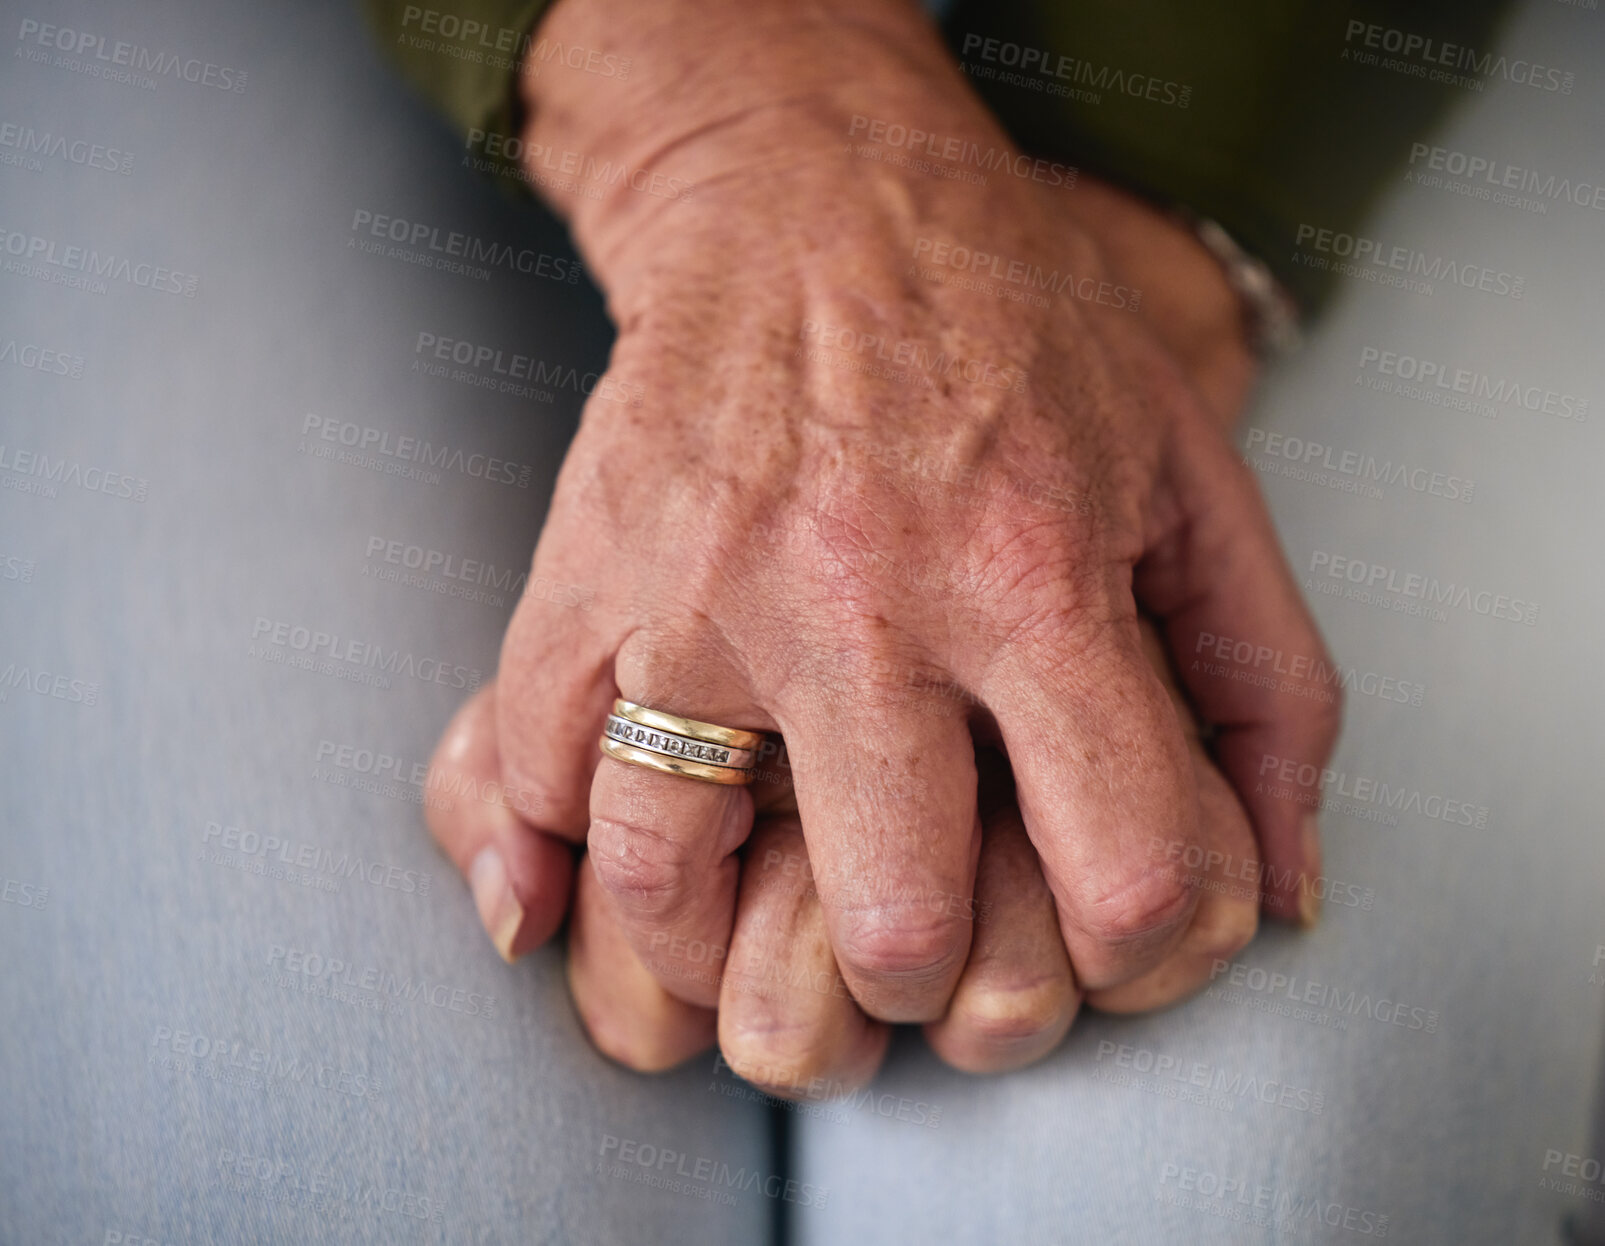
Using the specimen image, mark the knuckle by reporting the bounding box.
[1186,895,1259,963]
[719,1017,837,1098]
[796,503,899,600]
[586,815,692,915]
[579,1006,694,1075]
[775,621,945,727]
[953,974,1076,1046]
[991,577,1134,682]
[966,513,1097,603]
[833,906,968,985]
[808,640,929,715]
[1304,675,1345,755]
[1077,865,1197,947]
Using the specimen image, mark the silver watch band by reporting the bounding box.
[1186,213,1303,357]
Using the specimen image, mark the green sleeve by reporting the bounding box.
[942,0,1515,312]
[362,0,1517,315]
[360,0,554,148]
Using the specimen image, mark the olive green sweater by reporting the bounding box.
[363,0,1513,310]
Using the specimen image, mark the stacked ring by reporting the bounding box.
[598,699,767,785]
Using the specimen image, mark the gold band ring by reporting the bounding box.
[598,699,767,785]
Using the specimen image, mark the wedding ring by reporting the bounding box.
[598,699,766,785]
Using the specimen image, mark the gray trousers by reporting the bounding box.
[3,2,1601,1242]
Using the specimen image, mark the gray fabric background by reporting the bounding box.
[794,2,1605,1243]
[0,2,770,1243]
[1,1,1602,1244]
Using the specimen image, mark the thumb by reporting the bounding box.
[426,682,577,961]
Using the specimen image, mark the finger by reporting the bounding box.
[1087,760,1259,1012]
[1086,620,1261,1011]
[718,816,890,1099]
[780,670,981,1024]
[496,546,622,840]
[586,637,762,1008]
[923,803,1079,1073]
[426,682,575,962]
[974,602,1202,993]
[567,854,717,1072]
[1136,411,1343,925]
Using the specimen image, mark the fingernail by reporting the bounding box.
[1297,814,1322,930]
[469,846,525,964]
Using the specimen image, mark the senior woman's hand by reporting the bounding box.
[427,610,1264,1085]
[575,613,1266,1088]
[428,0,1339,1024]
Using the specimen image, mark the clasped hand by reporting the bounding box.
[419,0,1339,1093]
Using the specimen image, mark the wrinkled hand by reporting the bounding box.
[421,0,1339,1036]
[430,607,1264,1089]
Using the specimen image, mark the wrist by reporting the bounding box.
[514,0,1006,278]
